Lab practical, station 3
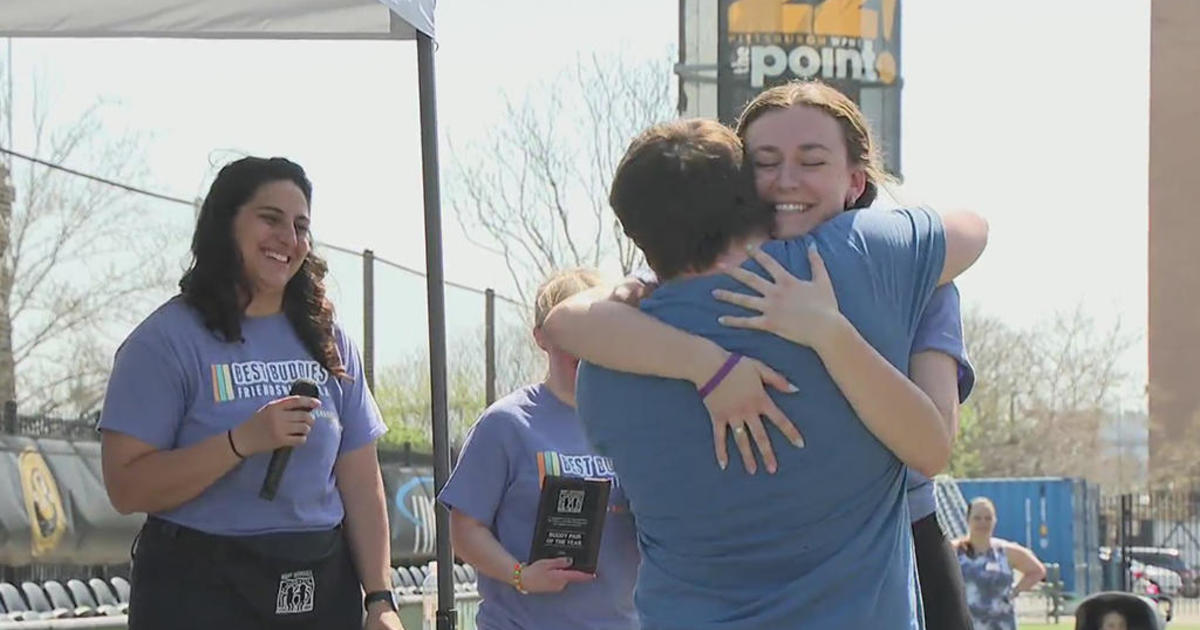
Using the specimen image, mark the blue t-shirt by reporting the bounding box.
[438,384,640,630]
[98,297,387,535]
[637,259,975,524]
[576,208,945,630]
[907,283,974,521]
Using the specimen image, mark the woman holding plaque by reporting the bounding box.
[438,268,639,630]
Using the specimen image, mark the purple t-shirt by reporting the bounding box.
[438,384,639,630]
[907,282,974,521]
[98,297,386,535]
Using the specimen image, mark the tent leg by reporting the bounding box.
[417,29,456,630]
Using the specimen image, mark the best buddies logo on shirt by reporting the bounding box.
[210,359,341,428]
[537,451,619,485]
[210,359,329,402]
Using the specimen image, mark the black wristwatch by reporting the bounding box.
[363,589,398,612]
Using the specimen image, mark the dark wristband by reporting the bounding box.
[364,589,398,612]
[227,429,245,459]
[697,353,744,399]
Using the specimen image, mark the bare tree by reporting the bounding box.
[373,321,542,450]
[450,53,676,302]
[0,69,184,415]
[951,306,1139,485]
[1147,410,1200,489]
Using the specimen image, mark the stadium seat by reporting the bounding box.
[405,566,427,590]
[390,566,403,590]
[0,595,26,622]
[395,566,417,595]
[453,564,469,592]
[0,581,39,621]
[67,579,121,616]
[109,576,131,604]
[23,581,73,618]
[89,578,129,615]
[43,580,93,618]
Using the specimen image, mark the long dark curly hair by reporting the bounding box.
[179,157,345,379]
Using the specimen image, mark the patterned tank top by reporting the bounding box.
[956,538,1017,630]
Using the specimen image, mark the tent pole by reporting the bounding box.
[416,29,456,630]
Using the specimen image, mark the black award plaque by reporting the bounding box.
[528,475,611,574]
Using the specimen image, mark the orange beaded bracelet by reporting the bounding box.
[511,562,528,594]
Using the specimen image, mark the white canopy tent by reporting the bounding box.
[0,0,434,40]
[0,1,458,626]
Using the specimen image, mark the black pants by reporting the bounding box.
[913,513,974,630]
[128,518,363,630]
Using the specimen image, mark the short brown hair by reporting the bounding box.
[608,119,773,280]
[533,268,605,329]
[736,81,888,209]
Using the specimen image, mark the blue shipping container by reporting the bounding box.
[955,477,1101,595]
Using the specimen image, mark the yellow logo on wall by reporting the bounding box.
[18,447,66,557]
[726,0,899,87]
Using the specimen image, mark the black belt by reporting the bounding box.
[141,517,343,561]
[144,516,223,543]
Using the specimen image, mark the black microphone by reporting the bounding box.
[259,378,320,501]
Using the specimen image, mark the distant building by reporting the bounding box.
[1101,410,1149,487]
[1148,0,1200,480]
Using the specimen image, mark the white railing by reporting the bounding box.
[0,591,483,630]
